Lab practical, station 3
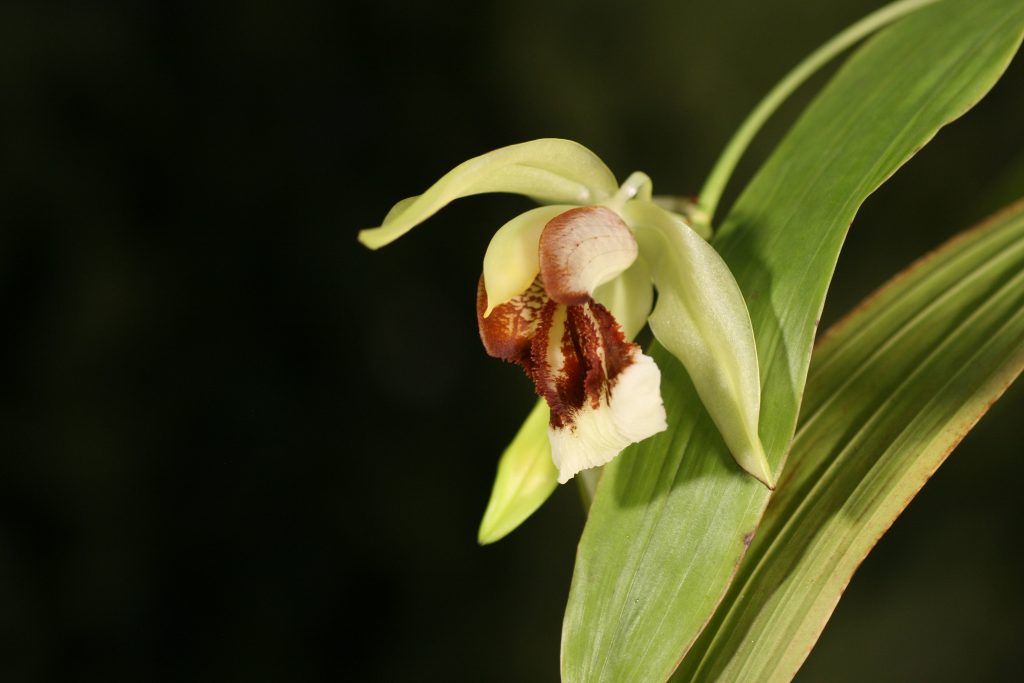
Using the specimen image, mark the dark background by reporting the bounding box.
[2,0,1021,681]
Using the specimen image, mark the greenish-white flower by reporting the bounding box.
[359,139,773,487]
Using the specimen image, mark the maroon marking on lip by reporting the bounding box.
[588,301,635,387]
[529,298,576,429]
[565,305,606,411]
[476,276,545,365]
[476,274,640,433]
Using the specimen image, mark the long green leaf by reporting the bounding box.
[674,200,1024,682]
[561,1,1024,680]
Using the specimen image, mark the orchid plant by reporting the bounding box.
[359,0,1024,679]
[359,141,770,488]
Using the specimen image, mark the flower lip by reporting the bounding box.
[548,351,667,483]
[477,274,666,483]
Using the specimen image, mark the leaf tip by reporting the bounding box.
[739,440,776,490]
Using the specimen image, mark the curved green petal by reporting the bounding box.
[482,205,573,315]
[477,400,558,545]
[625,200,772,487]
[358,139,619,249]
[593,256,653,341]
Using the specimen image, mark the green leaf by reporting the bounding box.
[674,199,1024,683]
[695,0,942,224]
[357,139,618,249]
[561,1,1024,680]
[477,400,557,545]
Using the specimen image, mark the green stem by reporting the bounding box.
[696,0,940,226]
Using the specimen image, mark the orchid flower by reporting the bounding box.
[358,139,772,489]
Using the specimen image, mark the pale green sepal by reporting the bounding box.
[478,400,558,545]
[382,195,418,224]
[592,256,653,341]
[651,195,713,240]
[358,139,619,250]
[482,205,574,315]
[625,200,773,488]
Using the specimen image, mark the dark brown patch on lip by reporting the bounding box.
[477,274,640,432]
[531,301,575,429]
[566,305,607,411]
[589,301,632,385]
[476,276,545,364]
